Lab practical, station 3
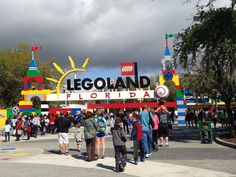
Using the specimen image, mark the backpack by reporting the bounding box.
[96,117,106,133]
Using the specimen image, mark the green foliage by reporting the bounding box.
[31,96,41,109]
[175,1,236,118]
[0,43,57,108]
[164,81,176,102]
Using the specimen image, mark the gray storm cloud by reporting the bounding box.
[0,0,199,71]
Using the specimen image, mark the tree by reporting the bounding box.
[175,1,236,121]
[164,80,177,102]
[0,43,57,108]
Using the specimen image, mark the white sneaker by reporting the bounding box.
[145,154,149,158]
[148,152,152,156]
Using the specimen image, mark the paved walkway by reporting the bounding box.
[0,126,235,177]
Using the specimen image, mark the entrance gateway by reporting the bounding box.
[19,35,186,125]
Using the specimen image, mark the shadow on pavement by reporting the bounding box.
[71,154,84,160]
[169,126,200,142]
[68,148,79,152]
[96,163,116,172]
[47,149,61,155]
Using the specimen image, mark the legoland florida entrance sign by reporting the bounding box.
[45,60,154,101]
[20,53,159,106]
[17,44,178,123]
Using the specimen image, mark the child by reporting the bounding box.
[74,123,84,152]
[130,112,144,165]
[111,118,127,172]
[4,119,11,142]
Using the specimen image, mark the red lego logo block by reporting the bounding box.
[120,62,135,75]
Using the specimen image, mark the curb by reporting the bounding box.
[214,136,236,149]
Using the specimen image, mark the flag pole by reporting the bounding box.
[32,50,35,59]
[165,33,168,48]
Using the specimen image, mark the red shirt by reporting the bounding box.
[136,121,143,141]
[49,116,56,124]
[16,120,22,130]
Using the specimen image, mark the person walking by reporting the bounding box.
[82,111,97,161]
[32,115,40,138]
[156,100,171,147]
[185,109,191,128]
[55,111,71,155]
[15,117,23,141]
[130,112,144,165]
[3,119,11,142]
[40,115,46,136]
[212,109,218,129]
[95,110,107,159]
[49,113,56,134]
[138,105,153,158]
[25,117,32,140]
[150,108,159,151]
[119,109,129,134]
[111,118,127,172]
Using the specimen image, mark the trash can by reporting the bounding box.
[199,121,213,144]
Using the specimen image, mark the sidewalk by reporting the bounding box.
[9,151,235,177]
[1,126,236,177]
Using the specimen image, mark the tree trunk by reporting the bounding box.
[224,99,236,137]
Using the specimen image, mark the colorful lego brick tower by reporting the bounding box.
[19,47,52,115]
[23,57,44,91]
[159,34,187,125]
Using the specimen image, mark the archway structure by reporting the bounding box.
[18,47,176,116]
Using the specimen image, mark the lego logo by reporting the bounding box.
[121,66,134,72]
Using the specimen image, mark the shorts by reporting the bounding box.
[58,133,69,144]
[158,126,169,138]
[76,140,82,145]
[96,132,106,138]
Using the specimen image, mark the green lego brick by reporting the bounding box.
[176,90,183,97]
[26,70,41,77]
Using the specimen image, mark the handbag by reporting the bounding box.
[149,112,155,129]
[17,129,22,135]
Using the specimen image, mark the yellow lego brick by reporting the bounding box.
[21,89,55,95]
[159,74,179,86]
[19,101,33,106]
[0,109,7,128]
[159,76,165,85]
[172,75,180,86]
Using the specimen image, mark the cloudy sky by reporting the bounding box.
[0,0,230,79]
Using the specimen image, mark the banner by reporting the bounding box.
[46,90,155,101]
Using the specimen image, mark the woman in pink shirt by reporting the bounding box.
[151,108,159,151]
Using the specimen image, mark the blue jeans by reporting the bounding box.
[142,130,152,154]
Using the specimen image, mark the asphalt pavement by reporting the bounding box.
[0,125,236,177]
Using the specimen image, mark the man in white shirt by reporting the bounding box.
[32,115,40,138]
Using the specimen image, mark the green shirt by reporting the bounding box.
[82,118,97,139]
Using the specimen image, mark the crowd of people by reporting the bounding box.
[51,99,172,172]
[2,103,236,172]
[2,113,57,142]
[185,108,236,129]
[1,101,173,172]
